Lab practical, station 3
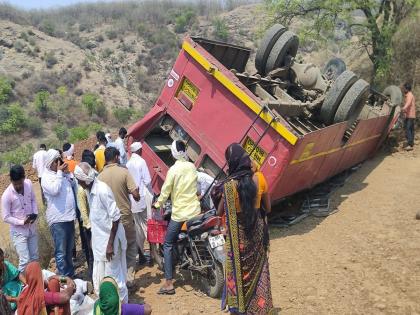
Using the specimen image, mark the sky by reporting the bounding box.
[6,0,116,10]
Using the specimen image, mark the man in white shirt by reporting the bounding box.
[74,162,128,303]
[114,127,128,165]
[32,143,47,204]
[197,169,215,210]
[126,142,152,263]
[41,149,77,277]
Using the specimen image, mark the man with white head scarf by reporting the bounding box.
[154,140,200,295]
[41,149,77,277]
[126,141,152,264]
[74,162,128,303]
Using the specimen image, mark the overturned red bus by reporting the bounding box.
[127,30,400,204]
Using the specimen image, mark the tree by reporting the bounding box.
[0,103,27,134]
[0,76,12,103]
[34,90,50,115]
[264,0,419,84]
[82,93,102,116]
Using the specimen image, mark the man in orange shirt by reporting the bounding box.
[63,143,78,173]
[402,82,416,151]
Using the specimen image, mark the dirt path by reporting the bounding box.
[133,146,420,314]
[1,144,419,314]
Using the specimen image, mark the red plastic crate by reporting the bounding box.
[147,219,168,243]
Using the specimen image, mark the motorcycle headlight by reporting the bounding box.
[201,232,208,240]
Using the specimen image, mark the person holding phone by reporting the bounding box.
[1,165,39,273]
[41,149,77,278]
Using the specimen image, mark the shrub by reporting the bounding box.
[27,37,36,46]
[101,48,113,58]
[95,34,104,42]
[213,17,229,41]
[174,9,196,33]
[26,116,43,136]
[106,29,118,40]
[74,88,83,96]
[40,20,56,36]
[0,76,12,103]
[14,40,25,52]
[0,103,27,134]
[57,85,68,98]
[68,126,89,142]
[44,51,58,68]
[119,41,135,53]
[82,92,103,116]
[61,70,81,89]
[81,58,92,72]
[34,90,50,114]
[68,123,101,143]
[95,102,108,120]
[53,123,68,141]
[20,31,29,41]
[0,143,34,169]
[113,107,134,124]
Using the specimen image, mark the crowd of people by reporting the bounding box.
[1,125,275,314]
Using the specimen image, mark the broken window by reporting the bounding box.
[144,114,201,167]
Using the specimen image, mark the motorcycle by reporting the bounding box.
[149,203,226,298]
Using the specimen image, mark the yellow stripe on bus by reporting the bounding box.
[182,40,299,146]
[290,134,381,164]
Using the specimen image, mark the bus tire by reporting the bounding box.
[322,57,346,81]
[255,24,286,75]
[265,30,299,74]
[320,70,357,125]
[334,79,370,126]
[383,85,403,106]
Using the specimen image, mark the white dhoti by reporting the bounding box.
[132,188,153,254]
[92,223,128,303]
[133,210,148,254]
[93,246,128,303]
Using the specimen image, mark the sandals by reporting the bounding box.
[157,287,175,295]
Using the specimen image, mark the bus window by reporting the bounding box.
[144,115,201,167]
[200,155,225,179]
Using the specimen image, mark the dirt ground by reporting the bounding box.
[1,142,419,314]
[131,144,420,315]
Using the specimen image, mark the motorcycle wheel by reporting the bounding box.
[203,262,224,298]
[150,243,164,270]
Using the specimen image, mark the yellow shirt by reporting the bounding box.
[254,171,268,209]
[156,159,200,222]
[94,146,106,172]
[77,185,90,229]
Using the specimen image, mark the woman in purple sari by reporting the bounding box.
[217,143,274,314]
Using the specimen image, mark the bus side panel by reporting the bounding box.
[334,116,388,174]
[272,123,347,199]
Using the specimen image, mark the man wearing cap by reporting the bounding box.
[41,149,77,277]
[126,142,152,264]
[62,143,78,173]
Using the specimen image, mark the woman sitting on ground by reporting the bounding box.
[94,276,152,315]
[17,261,76,315]
[0,247,25,311]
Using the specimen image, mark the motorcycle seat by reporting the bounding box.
[188,216,221,236]
[186,210,216,229]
